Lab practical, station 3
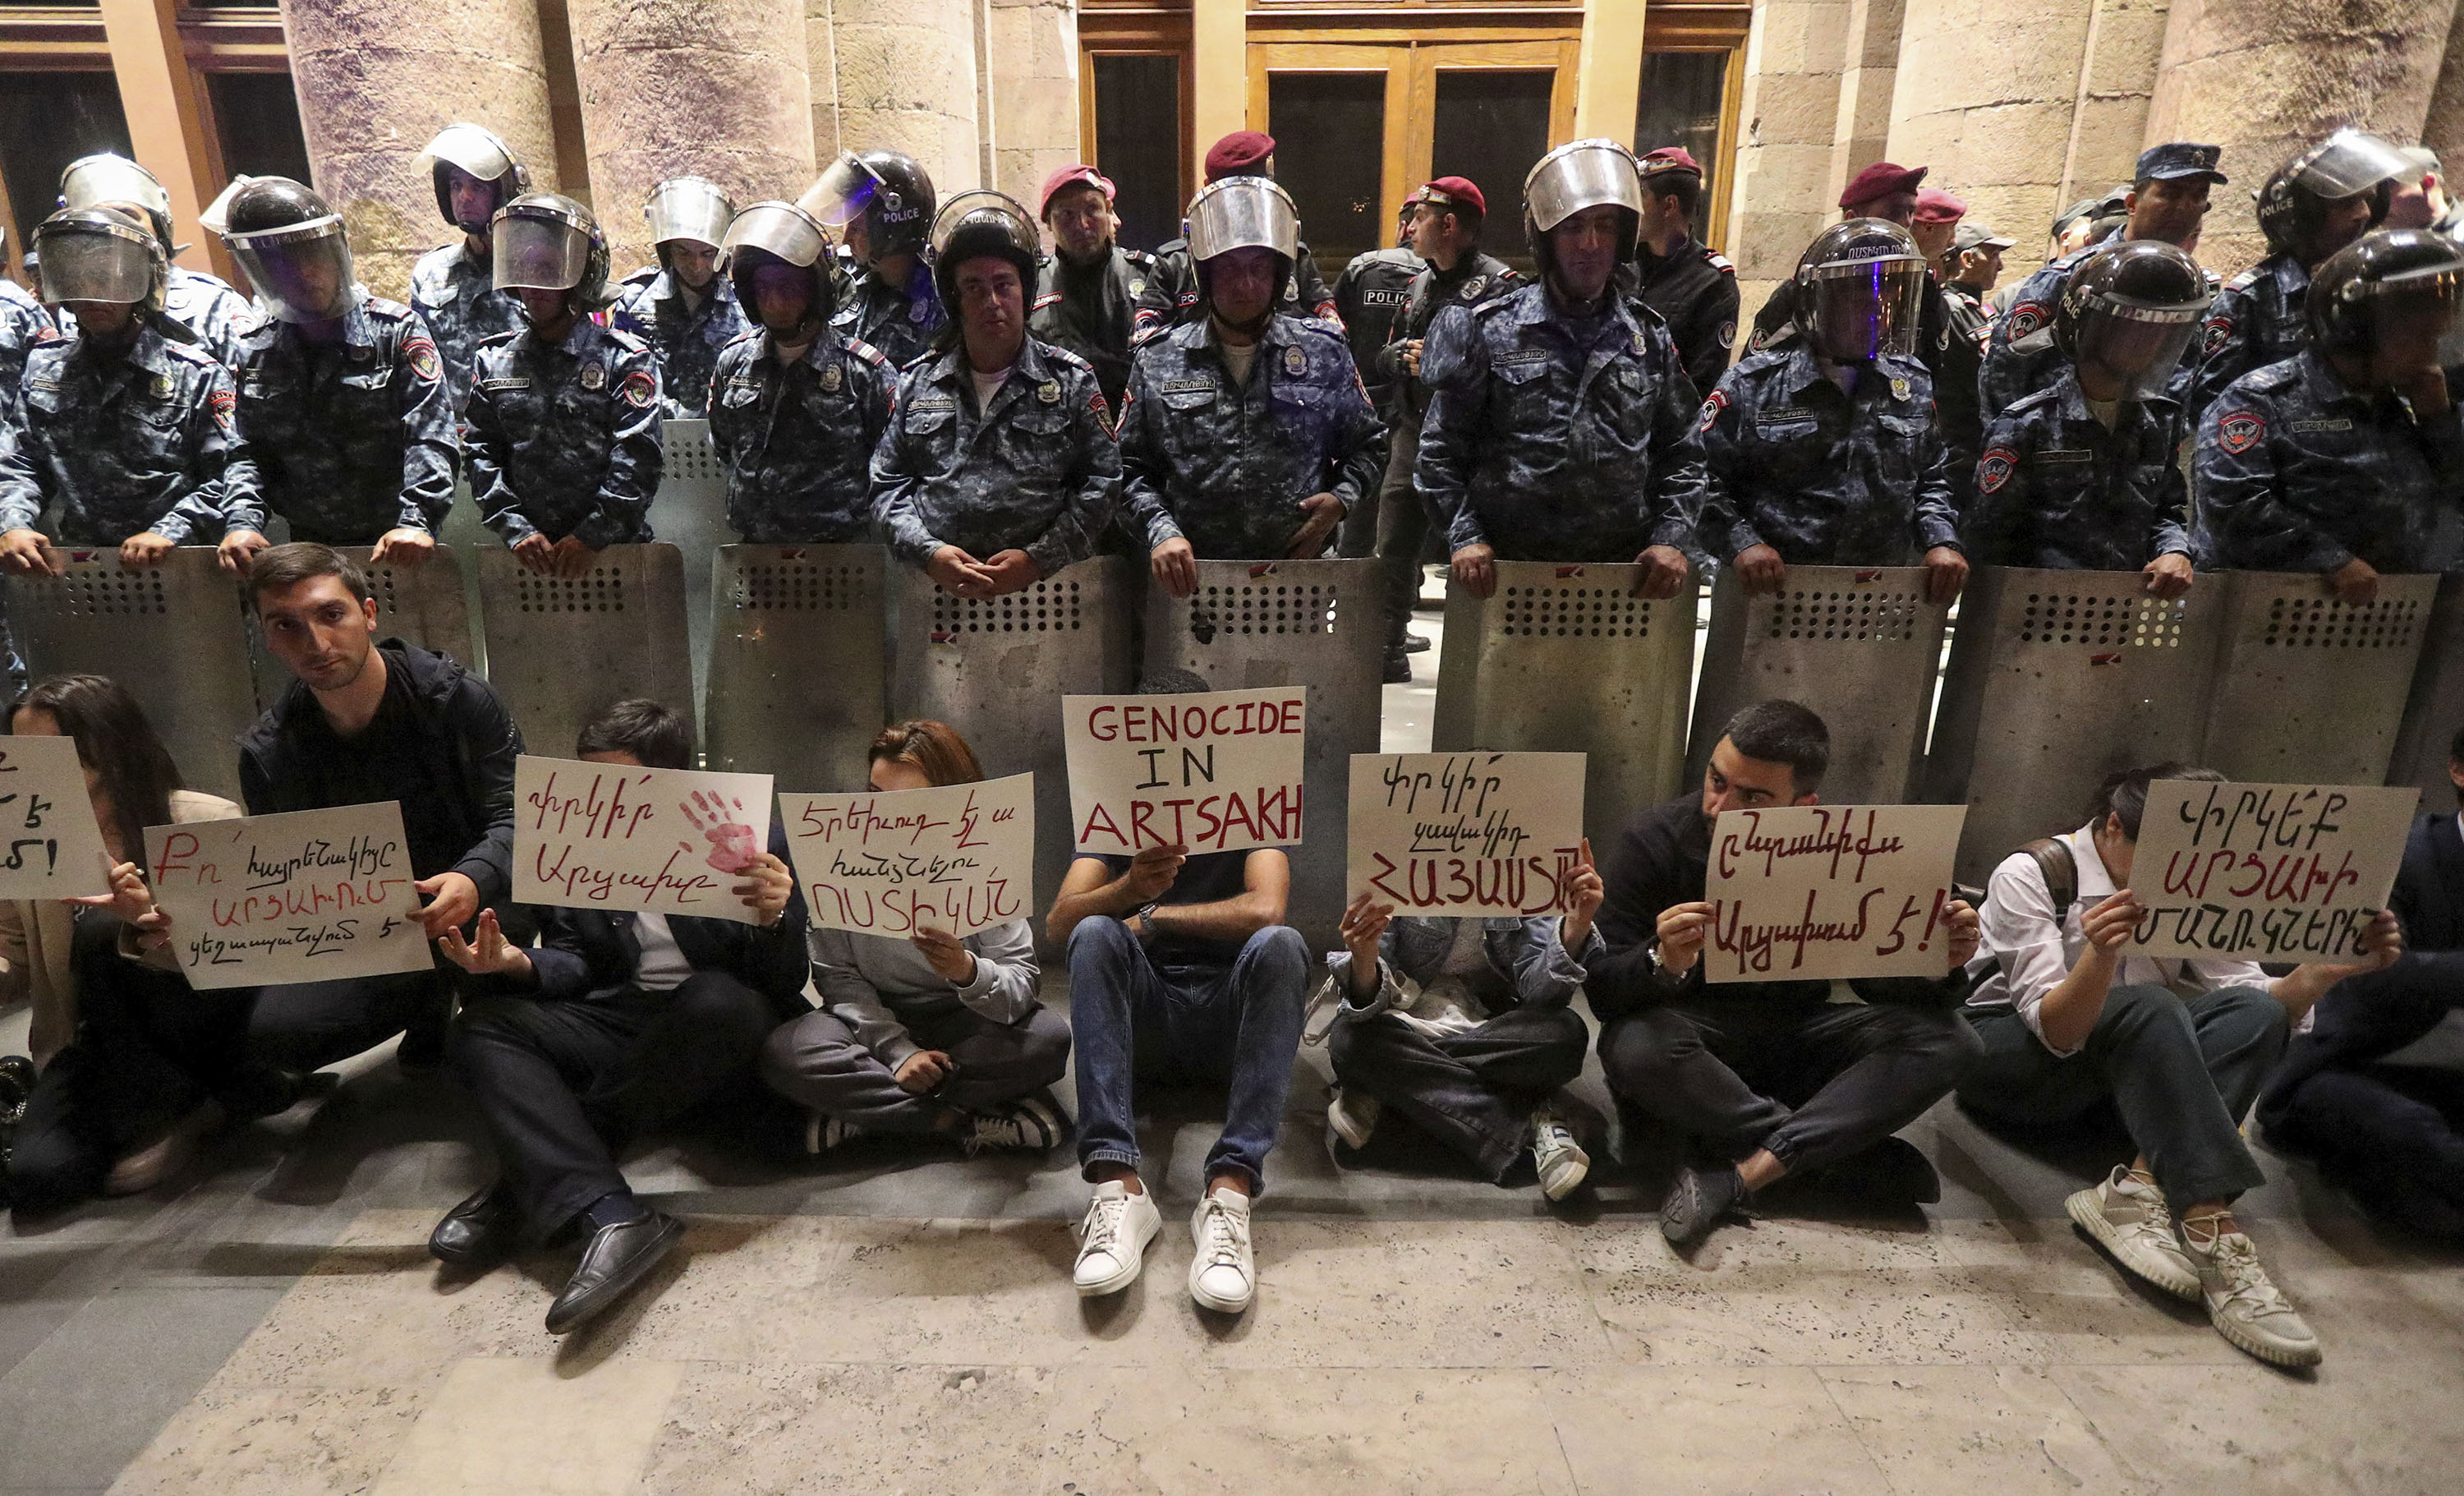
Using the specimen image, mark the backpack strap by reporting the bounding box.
[2019,836,2079,916]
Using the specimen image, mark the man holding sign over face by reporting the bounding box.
[1588,701,1984,1248]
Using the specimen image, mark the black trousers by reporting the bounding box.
[444,973,777,1240]
[1597,996,1981,1173]
[243,906,538,1075]
[1328,1005,1588,1181]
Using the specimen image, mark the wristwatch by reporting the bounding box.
[1129,900,1161,941]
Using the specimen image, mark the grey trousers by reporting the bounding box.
[760,1001,1070,1134]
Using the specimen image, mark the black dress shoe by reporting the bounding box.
[430,1185,518,1266]
[1400,631,1432,653]
[545,1211,684,1334]
[1381,651,1414,684]
[1660,1163,1749,1249]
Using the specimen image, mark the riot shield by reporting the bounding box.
[475,542,696,761]
[2197,572,2438,785]
[2388,572,2464,803]
[653,417,730,711]
[703,543,891,792]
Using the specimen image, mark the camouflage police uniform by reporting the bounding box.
[2186,254,2309,426]
[1964,368,2191,571]
[1696,345,1960,567]
[223,294,457,545]
[832,262,944,373]
[872,338,1120,578]
[1332,246,1421,420]
[163,267,253,368]
[1415,283,1705,563]
[0,278,56,421]
[1633,236,1740,398]
[706,328,896,543]
[2195,350,2464,575]
[464,319,664,548]
[1031,245,1155,412]
[411,240,524,413]
[607,266,750,418]
[0,323,246,545]
[1119,313,1387,559]
[1133,239,1337,345]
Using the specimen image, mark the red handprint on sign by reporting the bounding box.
[680,789,762,873]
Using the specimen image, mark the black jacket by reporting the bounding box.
[1634,237,1740,398]
[237,640,523,907]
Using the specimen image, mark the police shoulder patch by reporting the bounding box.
[1699,387,1729,433]
[1089,389,1116,436]
[2201,315,2234,358]
[618,369,656,408]
[2215,409,2265,453]
[209,387,236,432]
[403,336,442,384]
[1718,320,1736,350]
[2004,302,2049,340]
[1976,446,2017,494]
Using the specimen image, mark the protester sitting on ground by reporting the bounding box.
[1960,763,2402,1369]
[1585,700,1984,1248]
[760,720,1069,1156]
[429,698,807,1335]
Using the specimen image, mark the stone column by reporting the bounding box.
[278,0,562,301]
[2145,0,2457,272]
[2053,0,2170,219]
[986,0,1082,212]
[1725,0,1855,323]
[566,0,818,274]
[2410,20,2464,191]
[1826,0,1905,208]
[807,1,843,169]
[830,0,986,198]
[1885,0,2098,250]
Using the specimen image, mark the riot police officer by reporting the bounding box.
[56,153,252,368]
[706,200,894,543]
[210,177,455,574]
[1699,219,1966,605]
[1119,175,1386,593]
[2198,228,2464,600]
[409,123,531,412]
[1745,160,1929,354]
[803,150,944,371]
[1965,241,2209,592]
[608,177,749,418]
[464,195,663,576]
[1331,199,1424,585]
[0,227,54,421]
[2188,129,2411,425]
[874,192,1119,597]
[1416,140,1701,599]
[1631,147,1740,398]
[1133,131,1340,343]
[0,209,246,571]
[1031,165,1154,411]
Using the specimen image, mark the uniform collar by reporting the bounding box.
[925,334,1050,389]
[650,269,732,310]
[1190,312,1302,357]
[77,323,178,378]
[2265,252,2312,293]
[2297,348,2363,406]
[522,314,605,360]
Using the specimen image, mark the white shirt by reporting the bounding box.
[631,911,693,993]
[969,361,1014,415]
[1965,822,2268,1056]
[1220,339,1258,387]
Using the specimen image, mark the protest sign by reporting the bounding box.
[514,756,776,925]
[2126,780,2416,962]
[0,734,112,901]
[782,773,1035,937]
[1347,752,1586,917]
[1064,688,1307,854]
[145,803,432,990]
[1703,803,1969,983]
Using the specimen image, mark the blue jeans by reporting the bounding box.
[1068,918,1310,1194]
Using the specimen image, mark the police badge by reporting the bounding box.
[1285,345,1306,376]
[1890,376,1912,403]
[581,362,607,391]
[1038,380,1061,404]
[821,364,843,393]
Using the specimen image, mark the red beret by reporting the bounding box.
[1039,165,1115,218]
[1204,131,1277,182]
[1912,186,1968,224]
[1838,160,1928,210]
[1639,146,1703,178]
[1419,175,1486,217]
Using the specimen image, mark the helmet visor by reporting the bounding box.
[2370,260,2464,368]
[1524,140,1644,233]
[929,190,1040,260]
[646,178,733,251]
[59,155,168,219]
[197,174,256,237]
[2074,296,2206,401]
[493,214,590,292]
[1186,177,1300,261]
[721,201,826,269]
[34,225,152,306]
[226,218,354,323]
[1804,258,1928,361]
[2292,130,2413,201]
[419,124,516,186]
[797,154,886,228]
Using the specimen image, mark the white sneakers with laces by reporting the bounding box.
[2181,1218,2323,1368]
[2065,1166,2200,1300]
[1529,1107,1589,1201]
[1072,1180,1162,1298]
[1188,1185,1257,1314]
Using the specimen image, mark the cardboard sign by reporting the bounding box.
[1347,752,1587,917]
[513,756,776,925]
[2126,780,2416,961]
[144,803,433,990]
[1703,803,1970,983]
[782,773,1035,937]
[1064,688,1307,854]
[0,734,112,901]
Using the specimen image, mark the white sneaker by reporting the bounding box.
[804,1113,862,1155]
[1327,1086,1380,1149]
[1073,1181,1161,1298]
[1530,1107,1590,1202]
[1188,1186,1257,1314]
[2181,1221,2323,1368]
[2065,1167,2200,1300]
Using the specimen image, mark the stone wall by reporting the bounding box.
[1726,0,1856,321]
[986,0,1082,217]
[1885,0,2102,253]
[830,0,986,200]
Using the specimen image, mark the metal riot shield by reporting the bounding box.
[1924,567,2227,882]
[1431,560,1695,849]
[1688,564,1950,806]
[5,547,255,800]
[704,543,891,790]
[246,547,473,711]
[1143,558,1384,946]
[653,417,731,711]
[889,556,1138,928]
[475,542,696,760]
[2197,572,2439,785]
[2388,572,2464,803]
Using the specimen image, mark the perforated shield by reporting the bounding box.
[2196,571,2438,784]
[1430,561,1696,849]
[1923,568,2227,882]
[474,543,696,760]
[653,417,729,710]
[703,544,890,791]
[1142,559,1384,946]
[245,547,474,711]
[889,557,1138,930]
[5,547,255,799]
[2388,572,2464,804]
[1688,565,1950,806]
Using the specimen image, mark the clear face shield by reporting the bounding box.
[1184,177,1300,261]
[928,191,1040,260]
[722,202,826,269]
[2365,260,2464,372]
[1524,139,1645,234]
[225,218,355,324]
[1804,256,1928,361]
[492,212,591,293]
[2291,129,2413,201]
[646,178,733,253]
[58,155,168,221]
[798,154,889,230]
[2074,294,2209,401]
[34,223,154,307]
[420,125,517,190]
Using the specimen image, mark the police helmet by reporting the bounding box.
[928,191,1041,315]
[419,123,531,234]
[646,176,734,278]
[2053,240,2209,401]
[1794,218,1928,362]
[1521,139,1644,275]
[58,154,177,257]
[2305,228,2464,363]
[216,177,356,325]
[491,192,612,314]
[2255,128,2409,259]
[723,200,834,335]
[32,206,168,318]
[800,150,936,261]
[1186,176,1300,315]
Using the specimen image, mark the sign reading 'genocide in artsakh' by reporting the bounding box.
[1065,688,1308,854]
[782,774,1036,937]
[1703,803,1969,983]
[1347,752,1587,918]
[2126,780,2416,962]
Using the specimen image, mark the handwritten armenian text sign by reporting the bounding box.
[144,803,432,990]
[1347,753,1586,917]
[783,774,1034,937]
[514,757,777,925]
[1065,688,1307,854]
[2126,780,2415,961]
[1703,804,1969,983]
[0,734,112,901]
